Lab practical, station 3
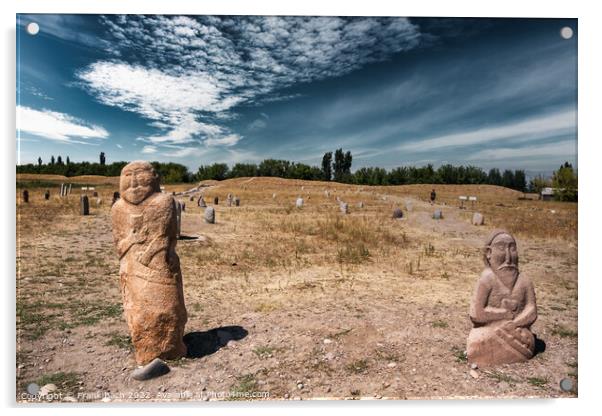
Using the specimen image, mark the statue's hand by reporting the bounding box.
[502,320,517,332]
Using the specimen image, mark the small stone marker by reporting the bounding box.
[226,193,233,207]
[181,202,186,212]
[80,195,89,215]
[233,197,240,207]
[296,197,304,208]
[404,199,413,212]
[204,206,215,224]
[189,196,194,202]
[112,191,120,205]
[472,212,484,226]
[96,198,102,206]
[340,202,348,214]
[325,190,330,198]
[433,209,443,220]
[131,358,170,381]
[357,201,364,208]
[272,193,276,199]
[44,190,50,200]
[392,207,403,219]
[68,184,72,194]
[198,196,206,208]
[93,191,98,197]
[459,195,467,209]
[214,196,219,205]
[22,190,29,203]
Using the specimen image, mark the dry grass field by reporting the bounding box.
[16,174,577,401]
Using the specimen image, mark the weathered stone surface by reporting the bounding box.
[433,210,443,220]
[22,190,29,203]
[339,202,348,214]
[467,230,538,367]
[111,161,187,365]
[392,208,403,219]
[472,212,485,226]
[131,358,170,381]
[80,195,89,215]
[296,197,304,208]
[175,202,182,239]
[204,206,215,224]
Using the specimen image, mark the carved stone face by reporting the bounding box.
[120,161,159,205]
[486,232,519,279]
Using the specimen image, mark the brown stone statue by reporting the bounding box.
[111,161,187,365]
[467,230,537,366]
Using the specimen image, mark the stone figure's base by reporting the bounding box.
[467,325,535,367]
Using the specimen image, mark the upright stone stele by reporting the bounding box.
[214,196,219,205]
[44,190,50,200]
[22,190,29,203]
[467,230,538,367]
[80,195,90,215]
[111,161,187,365]
[204,206,215,224]
[112,191,120,206]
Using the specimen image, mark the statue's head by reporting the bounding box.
[483,229,519,279]
[120,161,160,205]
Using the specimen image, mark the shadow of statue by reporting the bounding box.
[533,334,546,357]
[183,326,248,359]
[178,235,200,241]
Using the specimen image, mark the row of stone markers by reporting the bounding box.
[60,183,72,197]
[109,161,540,382]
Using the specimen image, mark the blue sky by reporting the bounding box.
[16,15,577,174]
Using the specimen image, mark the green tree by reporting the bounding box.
[552,162,578,201]
[321,152,333,181]
[99,152,106,165]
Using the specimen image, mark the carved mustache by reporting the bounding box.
[497,264,517,270]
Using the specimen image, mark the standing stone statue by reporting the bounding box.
[80,195,90,215]
[198,196,206,208]
[214,196,219,205]
[22,190,29,203]
[233,197,240,207]
[44,190,50,200]
[339,202,348,214]
[467,230,538,367]
[226,193,233,207]
[111,161,187,365]
[296,197,304,208]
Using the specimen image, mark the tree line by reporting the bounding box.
[17,152,195,183]
[16,151,577,199]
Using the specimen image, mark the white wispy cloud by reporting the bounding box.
[17,105,108,143]
[76,16,423,156]
[396,110,576,152]
[141,145,158,154]
[466,140,576,161]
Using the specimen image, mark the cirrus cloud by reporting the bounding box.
[17,105,108,143]
[76,16,423,155]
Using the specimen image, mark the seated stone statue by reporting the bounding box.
[467,230,538,366]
